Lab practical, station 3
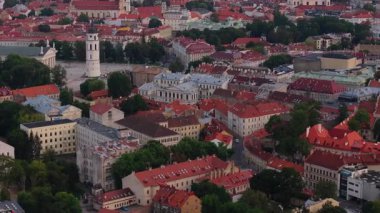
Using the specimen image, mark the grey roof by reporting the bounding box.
[357,170,380,184]
[0,46,52,57]
[22,119,75,129]
[116,116,179,138]
[0,201,25,213]
[76,117,119,140]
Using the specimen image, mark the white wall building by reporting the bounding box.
[139,72,231,104]
[172,37,215,65]
[288,0,330,6]
[0,140,14,159]
[90,139,139,191]
[75,117,121,183]
[90,103,124,128]
[347,170,380,201]
[227,102,289,137]
[20,119,77,154]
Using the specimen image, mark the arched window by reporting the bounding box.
[94,44,97,50]
[90,44,92,50]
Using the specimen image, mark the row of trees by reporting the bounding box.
[53,39,166,64]
[176,27,246,50]
[246,12,371,45]
[0,152,82,213]
[112,138,233,188]
[265,101,321,159]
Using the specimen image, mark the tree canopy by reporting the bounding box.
[124,39,165,64]
[315,180,337,199]
[169,58,185,73]
[107,72,132,98]
[0,54,51,89]
[348,109,370,131]
[79,78,105,97]
[250,168,304,207]
[38,24,51,32]
[148,18,162,28]
[51,65,67,88]
[120,95,148,115]
[77,13,89,23]
[263,54,292,69]
[39,8,54,16]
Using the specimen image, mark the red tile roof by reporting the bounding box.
[267,157,304,174]
[72,0,119,10]
[232,37,265,46]
[163,100,197,115]
[211,170,253,191]
[152,185,197,208]
[90,103,113,115]
[88,89,108,100]
[96,188,134,203]
[134,155,229,187]
[12,84,59,98]
[305,123,380,154]
[98,208,118,213]
[205,131,233,146]
[288,78,346,94]
[305,150,380,170]
[167,115,199,128]
[229,101,289,118]
[175,37,215,54]
[136,6,163,19]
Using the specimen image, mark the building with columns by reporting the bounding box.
[86,25,101,78]
[138,72,231,104]
[0,45,57,68]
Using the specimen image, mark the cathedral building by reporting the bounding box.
[70,0,131,19]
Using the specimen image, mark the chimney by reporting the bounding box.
[306,127,310,137]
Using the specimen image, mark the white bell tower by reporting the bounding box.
[85,23,101,78]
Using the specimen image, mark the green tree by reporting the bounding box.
[315,180,337,199]
[102,41,116,62]
[363,3,376,12]
[348,109,370,131]
[169,58,185,73]
[53,192,81,213]
[57,17,72,25]
[39,8,54,16]
[239,190,270,211]
[120,94,148,115]
[336,104,348,124]
[38,24,51,32]
[6,130,33,160]
[1,55,51,88]
[202,194,222,213]
[74,41,86,61]
[114,43,125,63]
[51,65,66,87]
[263,54,293,69]
[107,72,132,98]
[374,119,380,141]
[112,141,170,188]
[148,18,162,28]
[77,13,89,23]
[72,101,90,117]
[80,79,105,97]
[362,200,380,213]
[59,41,74,60]
[210,13,219,23]
[3,0,18,8]
[191,180,231,203]
[59,87,73,105]
[250,168,303,207]
[0,188,10,200]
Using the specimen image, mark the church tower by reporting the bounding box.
[85,23,101,78]
[119,0,131,13]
